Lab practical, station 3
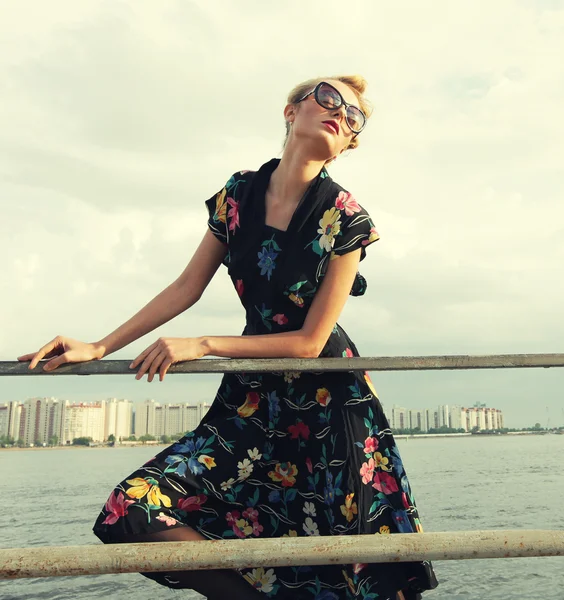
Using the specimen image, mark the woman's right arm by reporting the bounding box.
[18,230,227,370]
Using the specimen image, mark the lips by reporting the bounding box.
[322,120,339,134]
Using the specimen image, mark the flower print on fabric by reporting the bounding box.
[303,516,319,536]
[177,495,207,513]
[163,435,217,478]
[156,512,177,526]
[360,458,376,485]
[257,234,280,280]
[335,191,361,216]
[372,471,400,495]
[331,211,380,259]
[363,226,380,246]
[204,171,246,245]
[102,491,135,525]
[243,567,278,594]
[268,462,298,487]
[226,507,263,539]
[237,392,260,418]
[284,280,316,308]
[227,197,240,233]
[287,420,310,441]
[311,207,342,255]
[254,304,288,331]
[125,477,172,507]
[94,161,438,600]
[316,388,331,407]
[340,493,358,522]
[212,188,227,225]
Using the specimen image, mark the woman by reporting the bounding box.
[19,76,438,599]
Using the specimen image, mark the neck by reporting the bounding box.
[269,146,326,205]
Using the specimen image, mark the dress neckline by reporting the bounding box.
[257,158,328,236]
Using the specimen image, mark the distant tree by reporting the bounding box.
[107,434,116,444]
[533,422,542,430]
[48,435,59,446]
[160,435,172,444]
[139,434,156,443]
[127,435,137,441]
[0,435,15,447]
[72,437,93,446]
[16,438,25,447]
[34,438,42,447]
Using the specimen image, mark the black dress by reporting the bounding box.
[93,159,438,599]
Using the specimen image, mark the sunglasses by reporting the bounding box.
[296,81,367,134]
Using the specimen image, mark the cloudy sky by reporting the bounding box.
[2,0,563,428]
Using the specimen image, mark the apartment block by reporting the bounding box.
[135,399,211,438]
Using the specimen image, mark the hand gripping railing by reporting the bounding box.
[1,353,563,580]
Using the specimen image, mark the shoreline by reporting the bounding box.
[0,443,171,452]
[1,431,560,451]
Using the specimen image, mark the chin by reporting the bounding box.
[307,135,336,163]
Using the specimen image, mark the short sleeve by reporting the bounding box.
[331,193,379,262]
[205,185,229,245]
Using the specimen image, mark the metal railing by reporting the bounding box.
[1,530,563,579]
[2,353,564,376]
[1,353,563,580]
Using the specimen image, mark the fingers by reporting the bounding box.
[130,341,158,370]
[17,353,35,362]
[43,354,69,372]
[159,358,173,382]
[29,338,62,370]
[147,352,167,383]
[135,347,161,381]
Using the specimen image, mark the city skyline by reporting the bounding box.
[389,403,504,433]
[3,391,557,446]
[0,397,211,445]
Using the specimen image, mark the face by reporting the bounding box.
[285,79,361,162]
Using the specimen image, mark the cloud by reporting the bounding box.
[2,0,563,427]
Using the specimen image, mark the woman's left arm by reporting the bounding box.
[132,249,362,381]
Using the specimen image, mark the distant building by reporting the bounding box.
[4,401,23,440]
[19,397,64,445]
[63,402,105,443]
[408,409,430,432]
[448,406,466,430]
[0,404,9,437]
[103,398,133,440]
[135,400,211,438]
[390,406,408,430]
[437,405,450,428]
[389,403,504,433]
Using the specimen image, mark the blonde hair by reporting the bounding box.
[285,74,372,151]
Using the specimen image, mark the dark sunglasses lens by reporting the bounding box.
[317,83,365,133]
[346,107,365,133]
[316,83,341,109]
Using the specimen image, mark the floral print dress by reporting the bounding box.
[93,158,438,599]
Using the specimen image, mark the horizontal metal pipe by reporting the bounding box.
[2,353,564,376]
[1,530,563,579]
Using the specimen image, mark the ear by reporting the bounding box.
[283,103,296,124]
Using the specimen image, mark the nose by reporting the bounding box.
[331,105,346,120]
